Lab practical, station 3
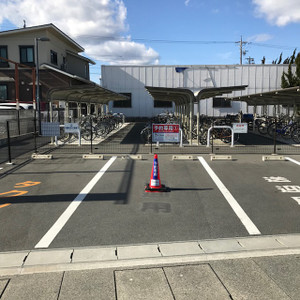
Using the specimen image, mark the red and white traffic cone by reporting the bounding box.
[145,154,169,192]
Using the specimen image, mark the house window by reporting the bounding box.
[19,46,34,65]
[0,46,8,67]
[0,84,7,100]
[154,100,172,108]
[113,93,132,108]
[50,50,58,65]
[213,97,231,108]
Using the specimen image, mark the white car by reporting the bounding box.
[0,102,33,110]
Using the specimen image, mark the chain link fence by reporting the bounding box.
[0,117,299,165]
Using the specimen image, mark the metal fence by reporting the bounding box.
[0,118,299,165]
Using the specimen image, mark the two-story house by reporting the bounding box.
[0,23,126,119]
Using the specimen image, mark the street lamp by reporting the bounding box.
[35,37,50,134]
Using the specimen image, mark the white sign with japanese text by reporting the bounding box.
[152,124,180,143]
[64,123,80,133]
[232,123,248,133]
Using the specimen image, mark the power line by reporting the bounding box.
[78,34,298,55]
[78,35,236,45]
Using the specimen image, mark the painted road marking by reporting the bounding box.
[198,156,261,235]
[14,181,41,188]
[285,157,300,166]
[35,156,118,248]
[0,203,11,208]
[0,190,28,197]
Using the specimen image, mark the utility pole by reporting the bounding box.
[236,36,248,65]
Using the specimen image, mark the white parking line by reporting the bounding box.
[197,156,261,235]
[285,157,300,166]
[35,156,117,248]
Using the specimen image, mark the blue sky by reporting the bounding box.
[1,0,300,83]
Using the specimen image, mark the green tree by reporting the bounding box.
[281,49,299,88]
[277,52,282,64]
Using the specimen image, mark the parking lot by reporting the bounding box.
[0,153,300,252]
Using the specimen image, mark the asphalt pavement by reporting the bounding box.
[1,151,300,299]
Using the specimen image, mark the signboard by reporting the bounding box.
[152,124,180,143]
[41,122,60,136]
[64,123,79,133]
[232,123,248,134]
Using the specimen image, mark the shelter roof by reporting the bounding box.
[228,86,300,106]
[48,85,128,104]
[145,85,248,105]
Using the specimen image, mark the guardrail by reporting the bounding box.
[206,125,234,147]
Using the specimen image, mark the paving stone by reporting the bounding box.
[199,239,243,253]
[164,264,231,299]
[0,252,28,268]
[24,249,72,266]
[0,279,9,296]
[253,255,300,299]
[210,258,290,300]
[59,269,115,300]
[115,268,173,300]
[72,247,117,263]
[1,272,63,300]
[117,245,161,259]
[159,242,203,256]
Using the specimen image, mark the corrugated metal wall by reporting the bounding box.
[101,64,293,117]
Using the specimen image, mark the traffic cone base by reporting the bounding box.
[145,183,170,193]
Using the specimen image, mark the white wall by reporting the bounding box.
[101,64,293,117]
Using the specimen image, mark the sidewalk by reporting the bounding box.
[1,234,300,299]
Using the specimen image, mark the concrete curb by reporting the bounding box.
[1,234,300,276]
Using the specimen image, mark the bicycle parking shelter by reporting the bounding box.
[145,85,248,144]
[47,84,128,122]
[228,86,300,116]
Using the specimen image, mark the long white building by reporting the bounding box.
[101,64,293,118]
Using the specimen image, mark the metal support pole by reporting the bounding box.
[35,38,41,135]
[65,101,70,122]
[150,118,153,154]
[197,101,200,145]
[34,114,37,153]
[35,37,49,135]
[90,117,93,154]
[6,121,12,164]
[189,100,192,144]
[273,106,277,154]
[15,64,21,135]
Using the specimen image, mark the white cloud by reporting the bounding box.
[0,0,160,65]
[247,33,273,42]
[253,0,300,26]
[184,0,191,6]
[86,40,160,65]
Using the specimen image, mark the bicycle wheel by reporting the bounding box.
[281,125,292,139]
[81,126,96,141]
[291,127,300,143]
[258,121,268,135]
[220,128,232,143]
[59,127,70,143]
[267,122,280,137]
[233,133,239,142]
[199,131,208,145]
[140,127,151,143]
